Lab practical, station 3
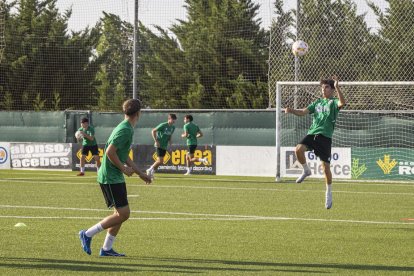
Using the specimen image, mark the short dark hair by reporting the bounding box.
[320,79,335,89]
[169,113,177,120]
[81,117,89,123]
[123,99,141,116]
[184,115,193,122]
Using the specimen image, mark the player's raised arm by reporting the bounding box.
[284,107,310,116]
[332,75,346,108]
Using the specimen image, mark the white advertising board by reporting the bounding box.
[281,147,352,179]
[0,143,11,169]
[216,146,275,177]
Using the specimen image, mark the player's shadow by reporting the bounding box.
[0,257,323,273]
[1,256,413,273]
[134,256,414,273]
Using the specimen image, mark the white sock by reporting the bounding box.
[149,165,154,171]
[85,223,104,237]
[326,184,332,194]
[80,167,85,173]
[301,163,310,172]
[102,233,116,251]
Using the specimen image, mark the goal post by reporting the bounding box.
[275,81,414,182]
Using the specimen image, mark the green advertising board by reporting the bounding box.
[351,148,414,180]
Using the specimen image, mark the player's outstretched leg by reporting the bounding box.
[99,248,126,257]
[295,144,311,183]
[79,230,92,255]
[146,167,155,180]
[296,170,311,183]
[323,162,333,209]
[325,188,332,209]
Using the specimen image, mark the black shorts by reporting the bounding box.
[299,134,332,163]
[82,145,99,156]
[188,145,197,155]
[156,148,167,157]
[99,183,129,208]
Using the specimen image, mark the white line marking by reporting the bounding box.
[0,215,267,221]
[130,184,414,196]
[0,205,412,225]
[0,179,412,196]
[1,173,414,186]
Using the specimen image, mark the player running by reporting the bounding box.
[146,114,177,179]
[181,114,209,175]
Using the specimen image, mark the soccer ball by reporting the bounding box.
[292,40,309,57]
[75,131,83,141]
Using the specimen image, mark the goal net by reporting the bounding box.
[275,82,414,182]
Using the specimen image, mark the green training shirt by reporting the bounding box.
[184,122,201,146]
[98,120,133,184]
[306,97,340,138]
[78,125,97,146]
[155,122,175,150]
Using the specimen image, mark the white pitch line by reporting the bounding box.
[0,215,263,221]
[129,184,414,196]
[0,178,413,197]
[0,204,412,225]
[1,173,414,187]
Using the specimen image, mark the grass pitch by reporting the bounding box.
[0,170,413,275]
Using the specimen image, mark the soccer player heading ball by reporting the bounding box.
[284,75,346,209]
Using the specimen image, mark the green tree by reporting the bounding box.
[93,12,133,111]
[138,26,193,108]
[0,0,99,110]
[140,0,269,109]
[368,0,414,81]
[298,0,374,81]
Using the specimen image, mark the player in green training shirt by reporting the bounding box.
[285,76,345,209]
[181,114,209,175]
[146,113,177,179]
[76,117,100,176]
[79,99,151,257]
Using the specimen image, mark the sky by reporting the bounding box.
[55,0,387,33]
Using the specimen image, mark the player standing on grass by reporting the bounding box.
[79,99,151,257]
[146,114,177,179]
[284,76,345,209]
[181,115,209,175]
[77,117,100,176]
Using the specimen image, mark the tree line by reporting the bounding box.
[0,0,413,111]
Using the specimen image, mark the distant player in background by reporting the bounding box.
[77,117,100,176]
[146,113,177,179]
[284,75,345,209]
[181,115,209,175]
[79,99,151,257]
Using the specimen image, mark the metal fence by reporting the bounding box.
[0,0,413,111]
